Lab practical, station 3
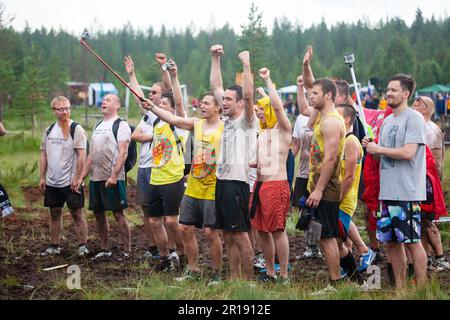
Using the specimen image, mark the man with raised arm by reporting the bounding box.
[250,67,292,284]
[141,91,224,285]
[210,45,257,280]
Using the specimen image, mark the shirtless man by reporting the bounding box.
[250,68,292,284]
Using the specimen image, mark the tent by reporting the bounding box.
[277,85,297,95]
[417,84,450,94]
[88,83,119,107]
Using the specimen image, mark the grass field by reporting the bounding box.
[0,108,449,300]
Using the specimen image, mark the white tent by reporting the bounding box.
[277,85,297,95]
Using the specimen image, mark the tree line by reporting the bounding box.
[0,2,449,123]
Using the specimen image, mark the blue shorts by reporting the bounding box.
[338,210,352,241]
[377,201,422,244]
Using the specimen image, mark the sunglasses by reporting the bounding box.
[53,107,71,112]
[415,97,430,110]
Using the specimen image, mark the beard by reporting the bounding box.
[59,115,71,139]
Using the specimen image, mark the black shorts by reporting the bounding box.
[146,178,185,217]
[137,167,152,207]
[215,180,251,233]
[291,178,309,208]
[314,200,340,239]
[44,185,84,210]
[88,181,128,213]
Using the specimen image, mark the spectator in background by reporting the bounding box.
[372,94,380,110]
[379,93,388,111]
[436,93,445,123]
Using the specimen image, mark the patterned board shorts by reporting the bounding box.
[377,201,422,244]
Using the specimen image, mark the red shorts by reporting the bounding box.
[250,181,290,233]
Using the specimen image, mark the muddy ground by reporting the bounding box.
[1,182,449,300]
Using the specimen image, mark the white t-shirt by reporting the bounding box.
[40,121,87,188]
[293,114,313,179]
[137,116,154,169]
[90,117,131,182]
[216,114,258,183]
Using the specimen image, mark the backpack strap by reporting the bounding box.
[112,118,123,142]
[46,123,56,137]
[70,122,79,140]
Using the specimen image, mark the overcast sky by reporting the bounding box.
[2,0,449,35]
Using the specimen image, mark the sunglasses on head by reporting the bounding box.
[415,97,430,109]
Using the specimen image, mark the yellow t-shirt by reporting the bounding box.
[339,134,363,216]
[150,122,187,186]
[308,111,345,202]
[185,120,224,200]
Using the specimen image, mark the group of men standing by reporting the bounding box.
[37,43,448,291]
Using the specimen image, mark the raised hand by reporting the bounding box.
[297,75,304,87]
[238,51,250,65]
[167,59,178,77]
[210,44,224,57]
[124,56,135,76]
[303,46,313,66]
[256,87,267,98]
[258,68,270,81]
[156,53,168,66]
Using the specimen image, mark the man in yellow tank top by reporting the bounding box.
[336,104,376,283]
[305,79,346,289]
[142,93,224,286]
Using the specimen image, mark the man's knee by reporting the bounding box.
[180,224,195,235]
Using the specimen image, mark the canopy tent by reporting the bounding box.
[417,84,450,94]
[88,83,119,107]
[277,85,297,95]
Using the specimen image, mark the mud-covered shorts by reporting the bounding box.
[377,201,422,244]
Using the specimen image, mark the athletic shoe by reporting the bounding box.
[92,251,112,261]
[277,277,292,287]
[174,269,201,282]
[427,256,435,271]
[358,248,376,273]
[310,285,338,296]
[78,245,89,257]
[118,251,131,262]
[208,272,222,287]
[372,249,383,264]
[434,257,450,272]
[254,253,266,269]
[257,273,277,283]
[41,246,62,256]
[169,251,180,268]
[153,257,175,273]
[303,245,323,259]
[143,250,161,261]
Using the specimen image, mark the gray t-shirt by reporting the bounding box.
[137,116,153,169]
[379,107,426,201]
[40,121,87,188]
[293,114,312,179]
[216,114,257,184]
[90,117,131,182]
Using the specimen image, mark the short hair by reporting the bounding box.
[51,96,70,109]
[203,92,220,107]
[162,92,175,108]
[313,79,337,102]
[388,74,416,99]
[335,80,350,98]
[153,82,165,92]
[227,85,243,101]
[336,104,356,127]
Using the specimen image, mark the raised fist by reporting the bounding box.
[259,67,270,80]
[210,44,224,57]
[156,53,167,66]
[297,75,304,87]
[238,51,250,64]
